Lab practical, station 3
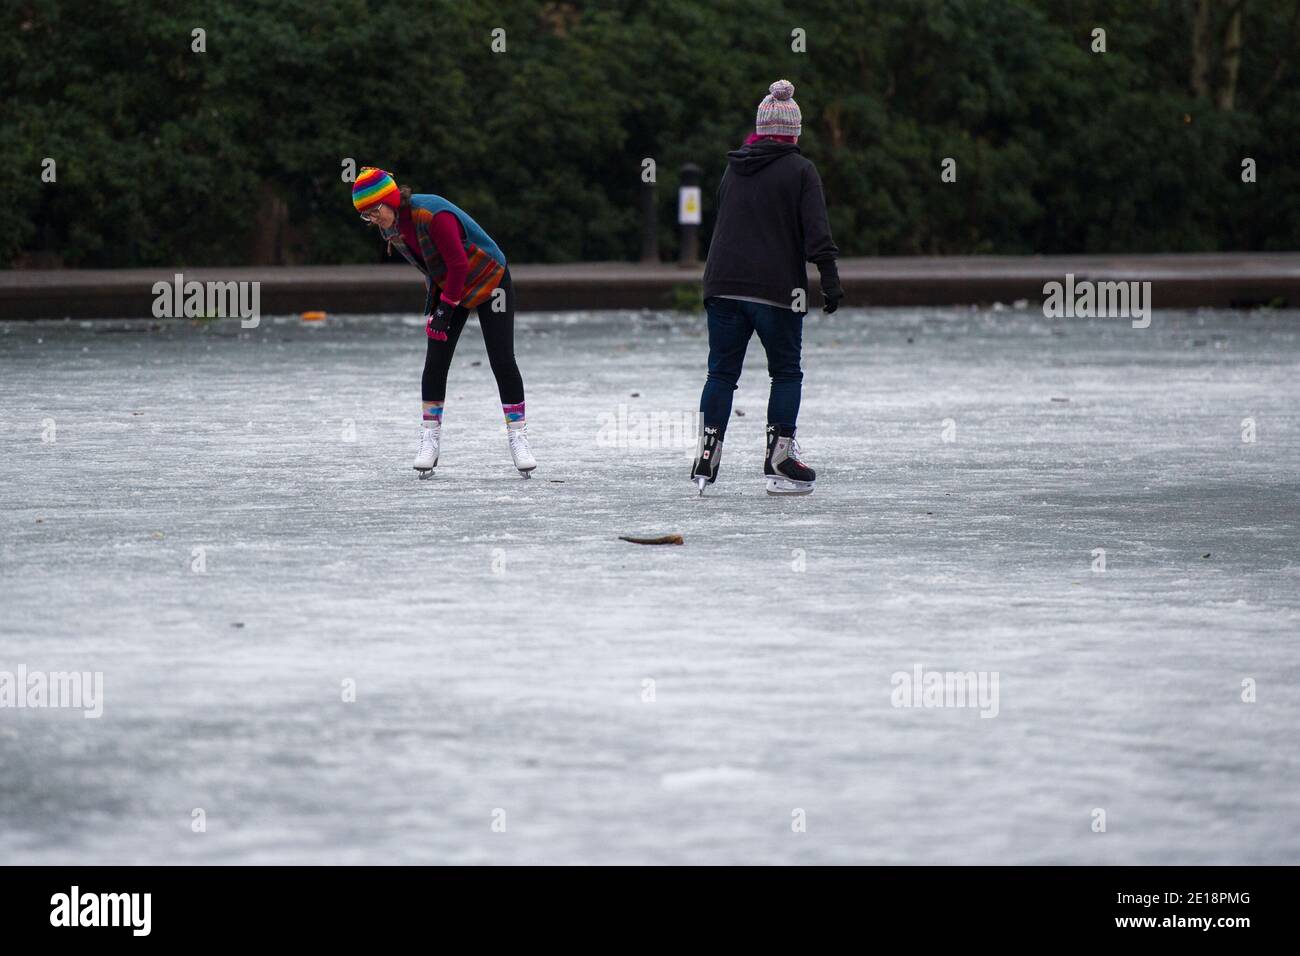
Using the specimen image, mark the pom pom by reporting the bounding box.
[768,79,795,101]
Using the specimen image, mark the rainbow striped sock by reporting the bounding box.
[422,400,444,424]
[502,401,525,424]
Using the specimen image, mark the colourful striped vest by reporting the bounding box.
[384,194,507,309]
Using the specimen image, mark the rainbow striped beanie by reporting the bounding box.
[756,80,801,137]
[352,167,400,212]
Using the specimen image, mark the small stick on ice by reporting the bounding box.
[619,534,684,546]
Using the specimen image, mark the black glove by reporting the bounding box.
[818,260,843,314]
[426,299,454,341]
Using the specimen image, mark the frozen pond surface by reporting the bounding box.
[1,306,1298,865]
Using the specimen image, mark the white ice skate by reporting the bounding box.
[507,421,536,477]
[414,422,440,478]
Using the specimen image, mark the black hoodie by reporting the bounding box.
[702,141,839,310]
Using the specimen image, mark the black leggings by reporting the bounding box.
[421,272,524,405]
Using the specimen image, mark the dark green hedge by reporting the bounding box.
[3,0,1297,267]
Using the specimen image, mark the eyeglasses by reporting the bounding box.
[359,207,386,223]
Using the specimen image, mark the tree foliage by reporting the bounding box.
[2,0,1297,267]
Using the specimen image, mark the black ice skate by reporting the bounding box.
[764,424,815,495]
[691,424,724,495]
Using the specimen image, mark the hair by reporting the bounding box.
[363,186,409,243]
[368,187,408,259]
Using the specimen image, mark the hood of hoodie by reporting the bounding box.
[725,140,801,176]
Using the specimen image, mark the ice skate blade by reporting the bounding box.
[415,467,435,480]
[695,477,708,496]
[518,468,534,479]
[765,476,813,496]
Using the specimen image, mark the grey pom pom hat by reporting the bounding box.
[756,79,801,137]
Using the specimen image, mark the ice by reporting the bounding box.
[1,306,1298,864]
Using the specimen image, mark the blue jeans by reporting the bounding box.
[699,296,804,434]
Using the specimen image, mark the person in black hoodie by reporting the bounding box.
[691,80,841,496]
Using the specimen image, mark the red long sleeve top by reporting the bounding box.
[398,209,469,305]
